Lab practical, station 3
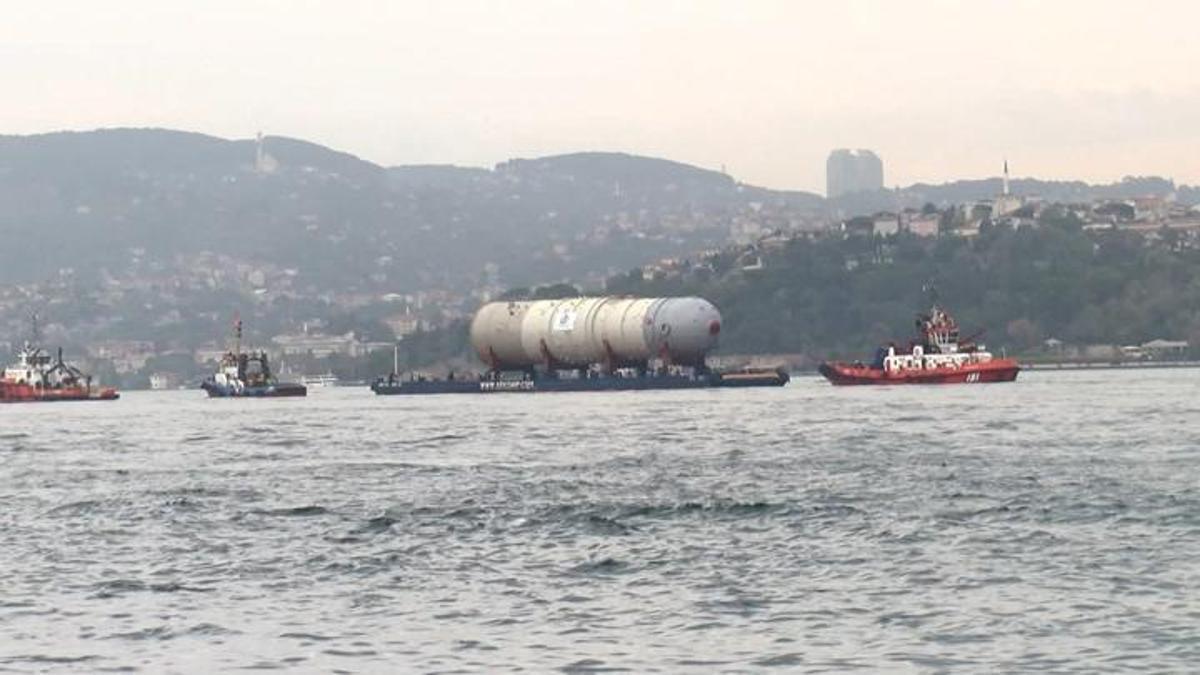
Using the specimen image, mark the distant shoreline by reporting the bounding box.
[1021,360,1200,371]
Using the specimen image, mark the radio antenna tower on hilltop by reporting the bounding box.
[255,131,278,174]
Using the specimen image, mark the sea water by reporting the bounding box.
[0,370,1197,672]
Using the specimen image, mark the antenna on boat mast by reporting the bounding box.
[233,312,243,359]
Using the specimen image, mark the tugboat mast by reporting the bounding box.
[234,313,243,360]
[29,312,40,350]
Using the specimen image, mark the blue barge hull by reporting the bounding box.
[201,382,308,397]
[370,370,789,395]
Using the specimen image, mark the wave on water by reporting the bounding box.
[567,557,630,576]
[412,433,471,443]
[259,437,309,448]
[278,631,337,642]
[0,654,101,666]
[91,579,214,599]
[352,514,399,534]
[46,499,105,516]
[257,505,329,517]
[104,622,238,642]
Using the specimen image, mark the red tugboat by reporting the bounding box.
[819,301,1020,385]
[0,341,119,402]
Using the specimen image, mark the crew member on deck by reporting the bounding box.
[871,346,887,370]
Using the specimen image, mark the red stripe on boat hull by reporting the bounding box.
[818,359,1021,385]
[0,382,120,402]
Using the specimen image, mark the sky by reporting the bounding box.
[2,0,1197,193]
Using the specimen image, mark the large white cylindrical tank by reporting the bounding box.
[644,297,723,365]
[518,300,558,365]
[469,301,531,367]
[469,296,722,369]
[540,297,611,366]
[596,297,657,362]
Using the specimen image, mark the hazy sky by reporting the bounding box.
[3,1,1197,193]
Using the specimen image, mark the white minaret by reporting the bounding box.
[994,158,1021,218]
[895,185,905,231]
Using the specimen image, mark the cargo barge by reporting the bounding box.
[371,367,789,395]
[372,296,790,395]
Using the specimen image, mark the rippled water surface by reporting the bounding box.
[1,370,1198,672]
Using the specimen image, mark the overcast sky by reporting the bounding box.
[2,1,1197,193]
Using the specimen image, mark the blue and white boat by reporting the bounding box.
[201,318,306,398]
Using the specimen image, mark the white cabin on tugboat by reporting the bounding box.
[882,344,995,374]
[3,343,94,389]
[4,343,53,386]
[877,302,1000,373]
[209,352,248,393]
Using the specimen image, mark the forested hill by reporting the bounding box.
[1,127,1191,296]
[605,213,1200,362]
[4,127,1197,371]
[0,129,823,291]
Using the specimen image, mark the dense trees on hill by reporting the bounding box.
[401,214,1200,370]
[606,215,1200,360]
[498,282,582,300]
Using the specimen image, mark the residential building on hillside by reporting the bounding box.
[87,340,156,374]
[272,331,361,358]
[384,314,423,338]
[872,214,900,236]
[908,215,940,237]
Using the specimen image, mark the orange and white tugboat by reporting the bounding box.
[0,326,119,403]
[819,298,1020,385]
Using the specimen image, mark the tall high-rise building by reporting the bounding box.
[826,149,884,198]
